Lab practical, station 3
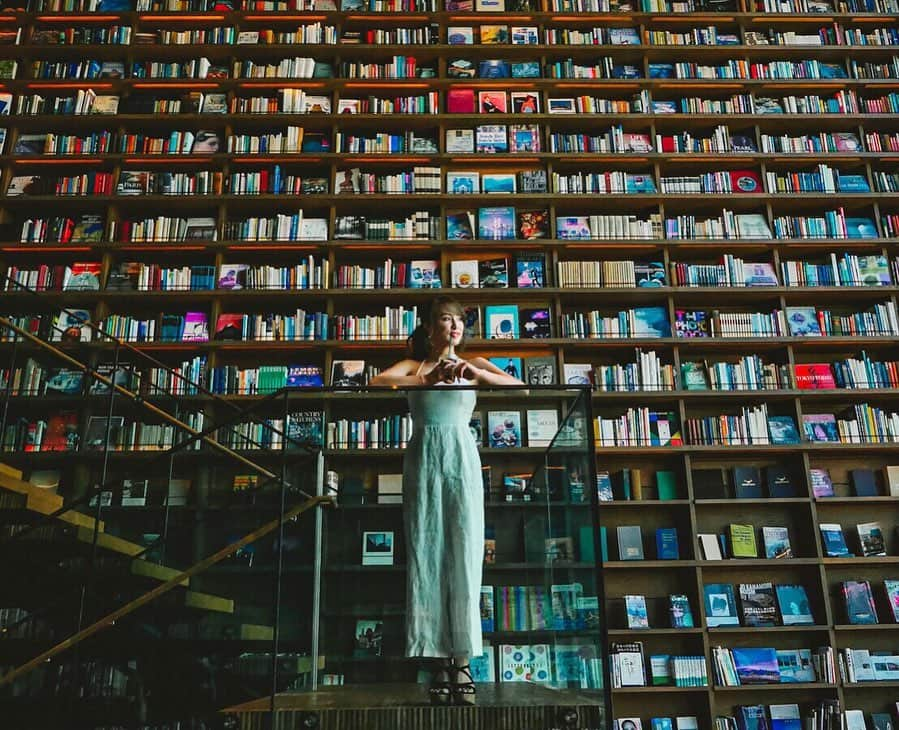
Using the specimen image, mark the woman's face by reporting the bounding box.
[431,310,464,350]
[193,131,220,153]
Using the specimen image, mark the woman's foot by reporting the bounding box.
[428,659,453,706]
[450,661,476,706]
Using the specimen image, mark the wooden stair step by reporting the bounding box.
[0,462,23,480]
[240,623,274,641]
[184,590,235,614]
[0,471,104,532]
[76,527,143,557]
[131,559,189,587]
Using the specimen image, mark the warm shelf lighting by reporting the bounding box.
[26,83,114,90]
[449,14,531,20]
[751,15,832,21]
[229,244,322,250]
[344,82,430,89]
[141,14,226,21]
[132,83,220,89]
[652,14,733,20]
[120,245,206,252]
[17,158,103,165]
[239,81,326,88]
[36,14,120,21]
[2,246,91,252]
[124,157,212,164]
[232,156,322,163]
[551,83,641,92]
[346,13,427,19]
[657,83,742,90]
[549,14,631,21]
[244,14,326,20]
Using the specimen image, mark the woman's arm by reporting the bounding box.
[368,358,423,386]
[369,358,447,387]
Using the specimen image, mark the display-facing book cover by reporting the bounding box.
[487,410,521,448]
[484,304,519,339]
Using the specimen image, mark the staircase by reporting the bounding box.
[0,305,329,729]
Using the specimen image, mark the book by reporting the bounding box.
[884,580,899,622]
[361,531,394,566]
[767,416,799,445]
[451,259,479,288]
[669,595,694,628]
[733,466,762,499]
[731,647,780,684]
[446,129,475,153]
[819,523,850,557]
[487,410,521,448]
[286,365,323,388]
[729,524,758,558]
[509,123,540,152]
[851,468,879,497]
[842,580,878,624]
[793,364,836,389]
[446,171,479,195]
[446,211,475,240]
[617,526,644,561]
[478,257,508,287]
[785,306,822,336]
[287,411,324,449]
[762,526,793,559]
[331,360,366,387]
[703,583,739,627]
[739,582,778,626]
[483,304,518,339]
[774,585,814,626]
[520,308,551,339]
[802,414,839,442]
[655,528,679,560]
[809,468,834,498]
[478,90,507,113]
[526,409,558,447]
[524,356,556,385]
[353,620,383,656]
[776,650,816,683]
[625,595,649,629]
[857,521,886,557]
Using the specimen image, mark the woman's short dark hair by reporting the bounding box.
[407,296,466,360]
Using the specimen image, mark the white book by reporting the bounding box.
[844,711,866,730]
[450,259,479,288]
[698,533,722,560]
[526,409,558,447]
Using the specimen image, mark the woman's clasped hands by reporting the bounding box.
[425,357,481,385]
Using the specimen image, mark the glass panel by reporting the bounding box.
[314,384,609,728]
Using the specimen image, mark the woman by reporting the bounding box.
[370,296,523,705]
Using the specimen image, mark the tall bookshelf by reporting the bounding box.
[1,0,899,725]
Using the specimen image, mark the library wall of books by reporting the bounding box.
[2,0,899,726]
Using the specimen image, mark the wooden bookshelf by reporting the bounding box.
[0,0,898,726]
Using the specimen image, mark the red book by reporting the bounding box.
[447,88,475,114]
[729,170,763,193]
[794,363,836,389]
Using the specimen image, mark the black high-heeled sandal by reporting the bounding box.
[450,662,476,706]
[428,660,453,706]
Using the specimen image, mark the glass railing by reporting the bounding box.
[0,356,609,727]
[313,385,609,727]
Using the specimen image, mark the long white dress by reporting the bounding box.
[403,385,484,660]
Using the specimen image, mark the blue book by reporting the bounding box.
[656,528,679,560]
[775,584,814,625]
[846,217,878,239]
[703,583,739,627]
[819,523,851,557]
[767,416,800,445]
[632,306,671,338]
[478,206,516,240]
[483,304,519,340]
[737,705,770,730]
[286,365,323,387]
[652,719,674,730]
[731,647,780,684]
[837,174,870,192]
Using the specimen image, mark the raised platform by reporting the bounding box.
[224,683,607,730]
